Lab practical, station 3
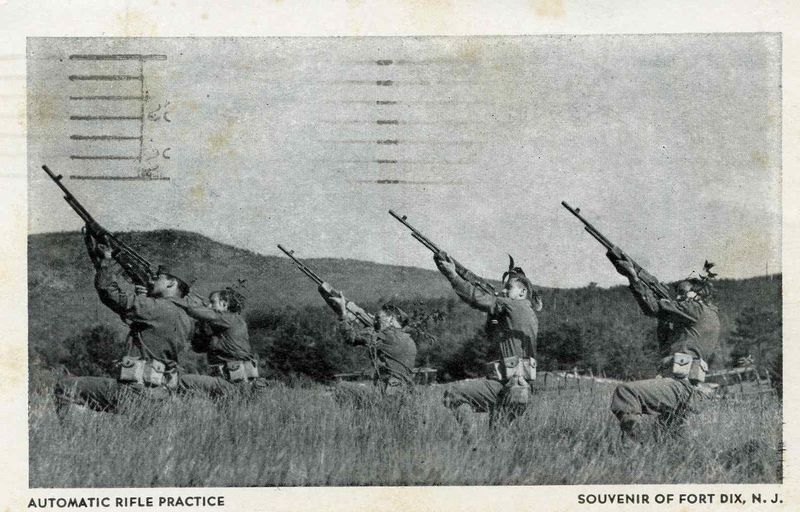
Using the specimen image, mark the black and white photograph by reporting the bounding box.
[1,1,797,510]
[24,33,782,488]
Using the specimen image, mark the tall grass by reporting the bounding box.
[29,383,781,487]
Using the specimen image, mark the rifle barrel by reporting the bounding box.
[277,244,323,285]
[562,201,615,249]
[389,210,442,253]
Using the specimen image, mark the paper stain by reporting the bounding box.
[201,12,209,20]
[16,103,26,129]
[0,201,25,393]
[180,99,200,113]
[190,184,207,201]
[456,40,482,64]
[206,119,238,156]
[404,0,455,33]
[0,346,24,390]
[187,183,210,212]
[116,8,158,36]
[752,150,770,169]
[531,0,566,18]
[30,94,57,123]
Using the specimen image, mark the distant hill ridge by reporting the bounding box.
[28,229,782,361]
[28,229,462,345]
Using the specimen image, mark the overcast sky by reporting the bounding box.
[27,35,781,288]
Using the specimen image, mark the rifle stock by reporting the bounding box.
[389,210,497,296]
[277,245,375,327]
[561,201,673,300]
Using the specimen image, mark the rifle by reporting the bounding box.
[561,201,673,300]
[42,165,157,287]
[389,210,497,296]
[277,244,375,327]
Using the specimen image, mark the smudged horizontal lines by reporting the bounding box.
[317,119,480,125]
[70,175,170,181]
[69,54,167,61]
[70,135,142,141]
[319,139,486,145]
[348,58,465,65]
[70,115,143,121]
[331,100,499,105]
[333,80,479,86]
[70,155,139,160]
[69,95,148,101]
[325,159,473,165]
[353,179,464,186]
[68,75,143,81]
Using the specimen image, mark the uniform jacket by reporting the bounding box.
[339,321,417,385]
[628,279,721,367]
[441,266,538,360]
[94,260,195,366]
[183,306,253,365]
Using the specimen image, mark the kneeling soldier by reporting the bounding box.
[608,255,721,442]
[435,253,541,428]
[55,233,196,416]
[325,289,418,397]
[176,286,264,397]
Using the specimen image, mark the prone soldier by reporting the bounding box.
[175,285,266,398]
[54,232,196,416]
[608,255,721,441]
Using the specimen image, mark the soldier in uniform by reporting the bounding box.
[176,286,266,397]
[54,232,196,416]
[434,253,542,428]
[608,254,721,441]
[324,289,418,399]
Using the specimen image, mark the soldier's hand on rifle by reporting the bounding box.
[327,290,348,318]
[83,227,112,267]
[434,251,456,275]
[134,285,148,296]
[607,251,637,282]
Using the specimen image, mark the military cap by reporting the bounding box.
[157,263,197,288]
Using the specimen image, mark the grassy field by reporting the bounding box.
[29,381,781,487]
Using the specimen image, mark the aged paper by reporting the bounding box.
[2,1,798,511]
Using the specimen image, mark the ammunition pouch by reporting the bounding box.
[689,358,708,384]
[118,357,170,387]
[671,352,708,384]
[486,356,536,382]
[119,356,145,384]
[209,360,259,383]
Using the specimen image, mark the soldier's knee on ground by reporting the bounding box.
[610,383,639,418]
[617,413,643,441]
[54,376,79,407]
[443,387,461,409]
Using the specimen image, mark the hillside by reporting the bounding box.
[28,229,460,344]
[29,230,782,381]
